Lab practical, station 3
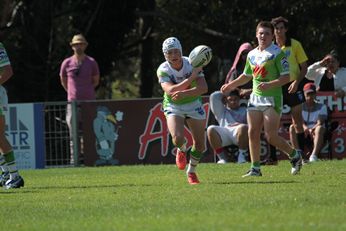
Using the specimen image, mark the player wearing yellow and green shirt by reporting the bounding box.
[269,16,309,163]
[221,21,303,177]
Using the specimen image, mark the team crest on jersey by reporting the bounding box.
[176,76,184,82]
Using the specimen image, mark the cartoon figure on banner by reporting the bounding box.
[93,106,123,166]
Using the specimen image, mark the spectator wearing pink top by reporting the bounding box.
[60,34,100,164]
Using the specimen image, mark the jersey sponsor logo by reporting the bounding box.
[253,65,268,79]
[281,56,289,72]
[168,72,191,84]
[0,50,8,62]
[195,106,205,116]
[184,72,191,78]
[168,75,178,84]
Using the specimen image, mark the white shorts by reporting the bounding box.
[209,124,245,147]
[163,100,206,120]
[247,93,282,114]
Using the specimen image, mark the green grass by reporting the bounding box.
[1,160,346,231]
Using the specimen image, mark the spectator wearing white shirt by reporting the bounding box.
[290,83,328,162]
[306,50,346,97]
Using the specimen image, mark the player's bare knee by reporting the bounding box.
[207,125,217,135]
[238,124,248,135]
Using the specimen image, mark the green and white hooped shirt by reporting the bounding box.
[0,43,10,68]
[157,56,205,105]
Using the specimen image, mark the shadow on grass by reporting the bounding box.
[0,189,39,194]
[0,183,156,194]
[212,180,298,185]
[0,181,299,193]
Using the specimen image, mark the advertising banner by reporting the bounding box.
[81,98,213,166]
[81,93,346,166]
[5,103,45,169]
[266,92,346,160]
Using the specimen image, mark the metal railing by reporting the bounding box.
[44,101,72,167]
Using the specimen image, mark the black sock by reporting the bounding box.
[269,144,277,161]
[297,132,307,159]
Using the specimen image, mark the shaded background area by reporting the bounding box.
[1,0,345,103]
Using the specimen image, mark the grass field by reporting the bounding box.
[1,160,346,231]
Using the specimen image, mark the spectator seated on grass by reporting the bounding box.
[207,90,249,164]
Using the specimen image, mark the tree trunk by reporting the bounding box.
[139,0,155,98]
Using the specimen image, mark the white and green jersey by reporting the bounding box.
[0,43,10,114]
[0,42,10,68]
[157,56,204,105]
[243,44,289,97]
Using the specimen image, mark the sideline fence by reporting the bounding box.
[41,94,346,168]
[44,101,71,167]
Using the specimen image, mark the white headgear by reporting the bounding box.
[162,37,182,54]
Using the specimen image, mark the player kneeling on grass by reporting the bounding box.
[221,21,303,177]
[207,90,249,164]
[157,37,208,185]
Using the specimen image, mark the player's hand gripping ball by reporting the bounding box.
[188,45,212,68]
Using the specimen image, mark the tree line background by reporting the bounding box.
[0,0,345,103]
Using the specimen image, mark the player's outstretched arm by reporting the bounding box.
[221,74,251,95]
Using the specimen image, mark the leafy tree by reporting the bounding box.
[2,0,141,102]
[1,0,346,102]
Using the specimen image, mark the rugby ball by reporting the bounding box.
[188,45,212,68]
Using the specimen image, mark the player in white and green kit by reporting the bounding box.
[221,21,303,177]
[0,42,24,189]
[157,37,208,184]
